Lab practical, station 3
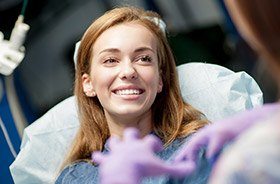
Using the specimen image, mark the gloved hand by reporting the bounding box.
[92,128,195,184]
[173,104,279,164]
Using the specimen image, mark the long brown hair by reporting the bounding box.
[64,6,208,166]
[225,0,280,82]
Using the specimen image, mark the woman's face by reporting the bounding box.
[82,22,163,120]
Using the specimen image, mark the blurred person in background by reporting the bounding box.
[204,0,280,183]
[168,0,280,182]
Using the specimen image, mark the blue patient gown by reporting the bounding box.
[55,135,212,184]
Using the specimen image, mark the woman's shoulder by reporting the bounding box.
[55,161,99,184]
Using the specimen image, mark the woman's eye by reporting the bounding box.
[138,55,152,62]
[104,58,117,64]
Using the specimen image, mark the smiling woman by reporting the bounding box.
[82,23,162,134]
[55,6,210,183]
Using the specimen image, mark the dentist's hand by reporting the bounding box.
[173,104,279,165]
[92,128,195,184]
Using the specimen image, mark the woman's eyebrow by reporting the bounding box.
[98,47,155,55]
[98,48,120,55]
[134,47,155,53]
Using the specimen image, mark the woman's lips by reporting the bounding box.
[114,89,144,95]
[112,87,145,100]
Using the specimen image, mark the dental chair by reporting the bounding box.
[9,61,263,183]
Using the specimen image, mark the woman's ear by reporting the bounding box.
[82,74,96,97]
[157,77,163,93]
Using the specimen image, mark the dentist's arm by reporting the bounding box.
[173,104,279,165]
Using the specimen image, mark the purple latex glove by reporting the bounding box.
[92,128,195,184]
[174,104,279,164]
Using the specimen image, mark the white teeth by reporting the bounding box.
[115,89,141,95]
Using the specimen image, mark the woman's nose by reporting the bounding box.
[119,61,138,80]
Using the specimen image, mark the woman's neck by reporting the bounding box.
[105,110,153,138]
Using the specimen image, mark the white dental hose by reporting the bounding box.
[0,116,17,158]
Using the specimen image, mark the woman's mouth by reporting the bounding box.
[114,89,144,95]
